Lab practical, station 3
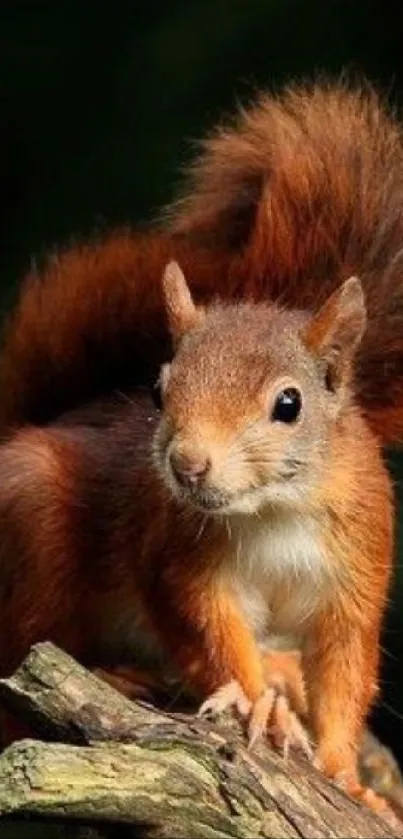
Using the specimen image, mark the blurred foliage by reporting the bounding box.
[1,0,403,761]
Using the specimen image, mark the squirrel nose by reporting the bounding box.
[170,449,211,487]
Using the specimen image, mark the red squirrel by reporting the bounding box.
[1,80,403,821]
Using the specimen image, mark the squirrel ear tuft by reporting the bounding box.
[303,276,367,383]
[162,261,201,343]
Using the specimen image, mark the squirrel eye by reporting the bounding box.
[271,388,302,424]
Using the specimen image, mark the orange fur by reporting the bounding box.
[169,80,403,443]
[143,554,266,701]
[149,268,394,815]
[0,397,267,746]
[0,428,83,675]
[2,85,403,442]
[261,651,307,718]
[300,405,392,804]
[0,234,231,429]
[0,81,401,826]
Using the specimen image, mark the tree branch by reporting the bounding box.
[0,643,401,839]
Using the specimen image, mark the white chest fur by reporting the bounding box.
[227,509,329,649]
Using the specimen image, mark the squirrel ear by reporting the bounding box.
[162,261,201,343]
[303,276,367,384]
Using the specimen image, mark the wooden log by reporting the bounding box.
[0,643,401,839]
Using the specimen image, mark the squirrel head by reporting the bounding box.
[153,262,366,516]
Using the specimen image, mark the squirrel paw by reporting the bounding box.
[262,650,307,718]
[198,679,252,719]
[198,679,312,758]
[248,686,312,758]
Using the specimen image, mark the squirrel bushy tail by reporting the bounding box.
[0,234,234,428]
[168,80,403,443]
[2,80,403,442]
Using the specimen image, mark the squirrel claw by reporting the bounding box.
[198,679,252,719]
[248,687,312,758]
[199,679,311,759]
[270,694,313,759]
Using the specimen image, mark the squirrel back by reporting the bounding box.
[2,80,403,442]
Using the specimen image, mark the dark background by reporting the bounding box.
[1,0,403,762]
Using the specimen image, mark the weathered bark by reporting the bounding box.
[0,642,401,839]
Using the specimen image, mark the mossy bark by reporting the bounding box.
[0,643,401,839]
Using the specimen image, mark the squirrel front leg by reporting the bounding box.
[303,606,390,816]
[143,567,310,752]
[143,565,267,710]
